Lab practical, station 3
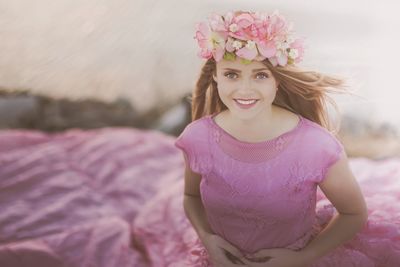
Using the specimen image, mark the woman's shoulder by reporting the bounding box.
[301,116,338,138]
[181,115,210,133]
[174,116,212,175]
[175,115,210,144]
[300,116,344,153]
[188,115,209,126]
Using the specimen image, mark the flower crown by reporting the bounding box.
[194,10,305,66]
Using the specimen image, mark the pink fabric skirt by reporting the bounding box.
[132,157,400,267]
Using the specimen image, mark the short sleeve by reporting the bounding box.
[316,133,345,184]
[174,120,210,175]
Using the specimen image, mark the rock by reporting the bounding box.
[0,89,141,132]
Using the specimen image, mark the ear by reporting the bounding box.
[275,80,280,90]
[212,74,217,83]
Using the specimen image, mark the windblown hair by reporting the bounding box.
[189,58,353,135]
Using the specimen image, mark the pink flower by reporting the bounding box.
[257,40,276,58]
[208,13,229,40]
[267,51,289,67]
[225,37,238,53]
[289,38,305,63]
[276,50,288,66]
[235,13,254,28]
[211,34,226,61]
[209,13,226,32]
[267,12,289,39]
[268,57,278,67]
[194,10,305,65]
[228,12,255,41]
[194,21,226,61]
[195,22,212,52]
[236,40,258,60]
[236,47,257,60]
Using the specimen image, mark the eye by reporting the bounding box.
[224,72,238,79]
[255,72,269,79]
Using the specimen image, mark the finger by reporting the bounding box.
[220,247,244,263]
[238,257,258,266]
[246,256,273,262]
[225,250,239,263]
[219,243,244,258]
[225,250,246,264]
[241,259,272,267]
[251,248,277,258]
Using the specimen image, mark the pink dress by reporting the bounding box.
[171,113,400,266]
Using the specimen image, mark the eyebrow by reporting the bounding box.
[222,68,269,72]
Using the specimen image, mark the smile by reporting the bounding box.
[234,99,259,109]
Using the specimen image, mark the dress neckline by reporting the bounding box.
[207,112,304,146]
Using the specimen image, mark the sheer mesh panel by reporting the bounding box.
[206,114,304,163]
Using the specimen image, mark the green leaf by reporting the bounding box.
[223,52,236,61]
[240,58,252,65]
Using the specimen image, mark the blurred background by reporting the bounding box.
[1,0,399,158]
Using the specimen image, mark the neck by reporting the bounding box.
[222,105,283,142]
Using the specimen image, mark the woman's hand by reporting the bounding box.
[240,248,313,267]
[202,233,248,266]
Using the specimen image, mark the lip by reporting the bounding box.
[234,99,259,109]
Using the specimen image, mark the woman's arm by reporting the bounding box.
[182,156,214,240]
[300,150,368,262]
[182,156,249,265]
[183,195,215,240]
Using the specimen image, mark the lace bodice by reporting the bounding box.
[174,113,344,254]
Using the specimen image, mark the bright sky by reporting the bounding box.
[1,0,399,130]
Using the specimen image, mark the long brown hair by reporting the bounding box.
[190,58,353,135]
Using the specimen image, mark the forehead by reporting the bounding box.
[216,58,269,72]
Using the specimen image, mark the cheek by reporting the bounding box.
[216,82,234,97]
[260,90,278,104]
[259,81,278,97]
[263,88,277,98]
[216,88,235,107]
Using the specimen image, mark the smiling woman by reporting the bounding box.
[212,58,279,125]
[168,9,400,267]
[124,8,400,267]
[224,67,268,109]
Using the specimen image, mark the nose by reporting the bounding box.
[238,78,252,92]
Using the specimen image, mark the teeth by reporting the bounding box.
[236,99,257,105]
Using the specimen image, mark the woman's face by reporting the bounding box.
[213,57,279,120]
